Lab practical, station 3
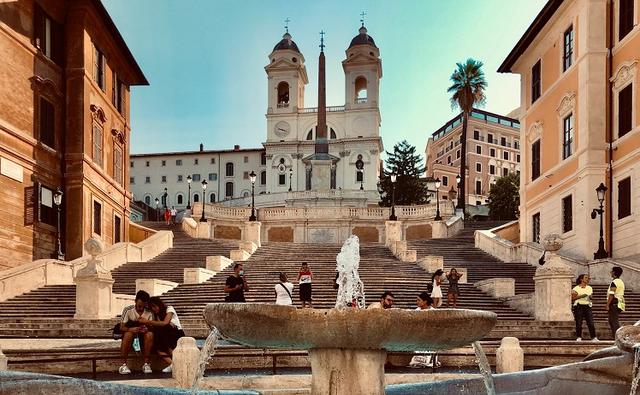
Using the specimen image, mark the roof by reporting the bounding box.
[431,108,520,140]
[273,33,301,54]
[93,0,148,85]
[348,26,377,49]
[497,0,564,73]
[131,147,265,158]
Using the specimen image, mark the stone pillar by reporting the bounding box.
[496,337,523,373]
[0,347,7,371]
[308,348,387,395]
[533,234,574,321]
[172,337,201,388]
[244,221,262,248]
[431,221,447,238]
[74,239,115,320]
[385,221,402,248]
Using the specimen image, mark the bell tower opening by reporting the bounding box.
[355,76,368,103]
[277,81,290,108]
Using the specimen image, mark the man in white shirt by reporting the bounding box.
[275,273,294,305]
[368,291,394,309]
[118,290,154,375]
[170,206,177,224]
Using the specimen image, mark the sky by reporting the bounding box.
[103,0,546,157]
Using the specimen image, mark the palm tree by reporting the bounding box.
[447,58,487,216]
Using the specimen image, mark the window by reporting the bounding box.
[442,176,448,186]
[193,193,199,203]
[489,165,495,175]
[563,25,574,71]
[476,145,482,155]
[503,168,509,177]
[261,152,266,165]
[112,73,125,115]
[145,161,150,167]
[161,176,167,183]
[178,175,183,182]
[145,176,150,183]
[242,156,248,164]
[261,171,267,185]
[194,158,199,165]
[619,84,633,138]
[114,146,123,185]
[161,160,166,166]
[532,212,541,243]
[562,195,573,233]
[473,130,481,140]
[114,215,121,243]
[209,193,216,203]
[144,196,151,205]
[241,171,248,180]
[93,200,102,235]
[177,194,183,205]
[456,150,460,159]
[490,148,496,157]
[618,177,631,219]
[92,123,103,167]
[488,134,494,144]
[500,137,507,147]
[516,154,521,163]
[176,159,182,166]
[447,156,451,164]
[130,161,134,168]
[225,182,234,197]
[503,151,509,160]
[38,185,56,227]
[619,0,634,41]
[33,4,63,64]
[531,60,541,103]
[563,113,574,159]
[210,157,216,164]
[531,140,541,180]
[475,180,482,195]
[279,173,286,185]
[192,174,201,182]
[130,177,135,184]
[226,162,234,177]
[38,97,55,148]
[514,140,520,149]
[92,44,105,91]
[476,163,482,172]
[208,173,217,181]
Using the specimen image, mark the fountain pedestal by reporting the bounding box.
[309,348,386,395]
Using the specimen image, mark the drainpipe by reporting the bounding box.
[606,0,614,257]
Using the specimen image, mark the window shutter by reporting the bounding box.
[33,3,44,50]
[51,19,64,65]
[619,84,632,138]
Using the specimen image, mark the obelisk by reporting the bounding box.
[310,30,333,190]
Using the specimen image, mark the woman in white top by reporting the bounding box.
[275,273,294,305]
[430,269,444,308]
[139,296,185,373]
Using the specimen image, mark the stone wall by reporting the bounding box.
[214,225,242,240]
[405,224,432,240]
[267,226,294,242]
[351,226,379,243]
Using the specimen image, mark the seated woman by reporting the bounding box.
[138,296,185,373]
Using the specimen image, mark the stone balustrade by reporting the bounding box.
[184,268,215,284]
[206,256,234,272]
[474,278,516,298]
[135,278,179,296]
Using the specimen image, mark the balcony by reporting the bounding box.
[277,102,289,108]
[299,105,346,113]
[356,97,367,104]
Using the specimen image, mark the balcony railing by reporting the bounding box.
[356,97,367,104]
[299,105,346,114]
[277,102,289,108]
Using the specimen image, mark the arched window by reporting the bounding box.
[355,76,367,103]
[144,195,151,205]
[177,194,184,205]
[209,193,216,203]
[193,193,200,203]
[330,128,337,139]
[277,81,289,108]
[260,170,267,185]
[306,129,313,140]
[225,162,234,177]
[225,182,234,198]
[242,191,249,198]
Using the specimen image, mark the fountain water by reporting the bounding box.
[472,341,496,395]
[631,345,640,395]
[191,327,221,394]
[334,235,365,309]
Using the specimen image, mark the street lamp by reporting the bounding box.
[53,187,64,261]
[200,180,208,222]
[434,178,442,221]
[591,182,608,259]
[249,171,257,221]
[456,174,462,213]
[154,198,160,221]
[186,175,192,210]
[389,173,397,221]
[163,187,168,209]
[288,168,293,192]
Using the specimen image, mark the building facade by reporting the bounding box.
[129,145,266,211]
[425,109,521,207]
[499,0,640,260]
[0,0,147,269]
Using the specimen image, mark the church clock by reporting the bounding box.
[274,121,290,138]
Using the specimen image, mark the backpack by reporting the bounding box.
[111,323,122,340]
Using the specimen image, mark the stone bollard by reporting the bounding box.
[172,337,200,388]
[533,234,573,321]
[0,347,7,371]
[496,337,523,373]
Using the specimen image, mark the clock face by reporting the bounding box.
[274,121,290,137]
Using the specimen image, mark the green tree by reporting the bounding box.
[488,172,520,220]
[447,58,487,214]
[378,140,428,206]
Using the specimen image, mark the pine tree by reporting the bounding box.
[378,140,428,206]
[487,172,520,220]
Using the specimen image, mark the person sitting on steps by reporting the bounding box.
[118,290,154,375]
[139,296,185,373]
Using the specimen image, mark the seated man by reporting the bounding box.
[367,291,394,309]
[119,290,154,375]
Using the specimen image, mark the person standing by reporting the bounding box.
[224,263,249,302]
[297,262,313,308]
[607,266,625,337]
[430,269,444,308]
[275,272,294,306]
[170,206,177,224]
[445,268,463,308]
[572,274,597,341]
[163,208,171,225]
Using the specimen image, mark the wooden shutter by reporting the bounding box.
[51,19,64,65]
[619,84,632,138]
[33,3,44,50]
[618,177,631,219]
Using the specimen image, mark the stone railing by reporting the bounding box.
[0,230,173,302]
[129,222,157,243]
[256,204,452,221]
[218,189,380,208]
[193,203,251,220]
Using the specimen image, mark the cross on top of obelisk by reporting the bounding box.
[360,11,366,27]
[284,17,290,33]
[319,30,325,52]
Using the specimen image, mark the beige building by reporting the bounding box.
[0,0,147,269]
[499,0,640,261]
[425,109,521,207]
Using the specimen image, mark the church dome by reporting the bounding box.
[348,26,377,49]
[273,32,301,53]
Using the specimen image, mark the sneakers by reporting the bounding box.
[592,337,600,342]
[118,364,131,375]
[142,363,152,374]
[576,337,582,342]
[162,364,173,373]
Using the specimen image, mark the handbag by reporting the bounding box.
[278,283,293,303]
[111,323,122,340]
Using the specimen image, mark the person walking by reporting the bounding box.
[430,269,444,308]
[607,266,625,337]
[275,272,294,306]
[572,274,597,341]
[170,206,177,224]
[224,263,249,302]
[139,296,185,373]
[163,208,171,225]
[297,262,313,308]
[446,268,463,308]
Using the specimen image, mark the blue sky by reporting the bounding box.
[103,0,545,156]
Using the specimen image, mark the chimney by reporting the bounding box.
[234,144,240,151]
[199,143,204,152]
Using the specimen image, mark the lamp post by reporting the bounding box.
[163,187,168,209]
[200,180,208,222]
[154,198,159,221]
[456,174,462,214]
[249,171,257,221]
[53,187,64,261]
[186,175,192,210]
[434,178,442,221]
[288,168,293,192]
[389,174,397,221]
[591,182,608,259]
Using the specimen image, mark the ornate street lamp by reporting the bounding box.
[154,198,160,221]
[53,187,64,261]
[389,173,397,221]
[186,175,192,210]
[199,180,208,222]
[249,171,257,221]
[356,156,365,191]
[163,187,168,209]
[288,168,293,192]
[591,182,608,259]
[434,178,442,221]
